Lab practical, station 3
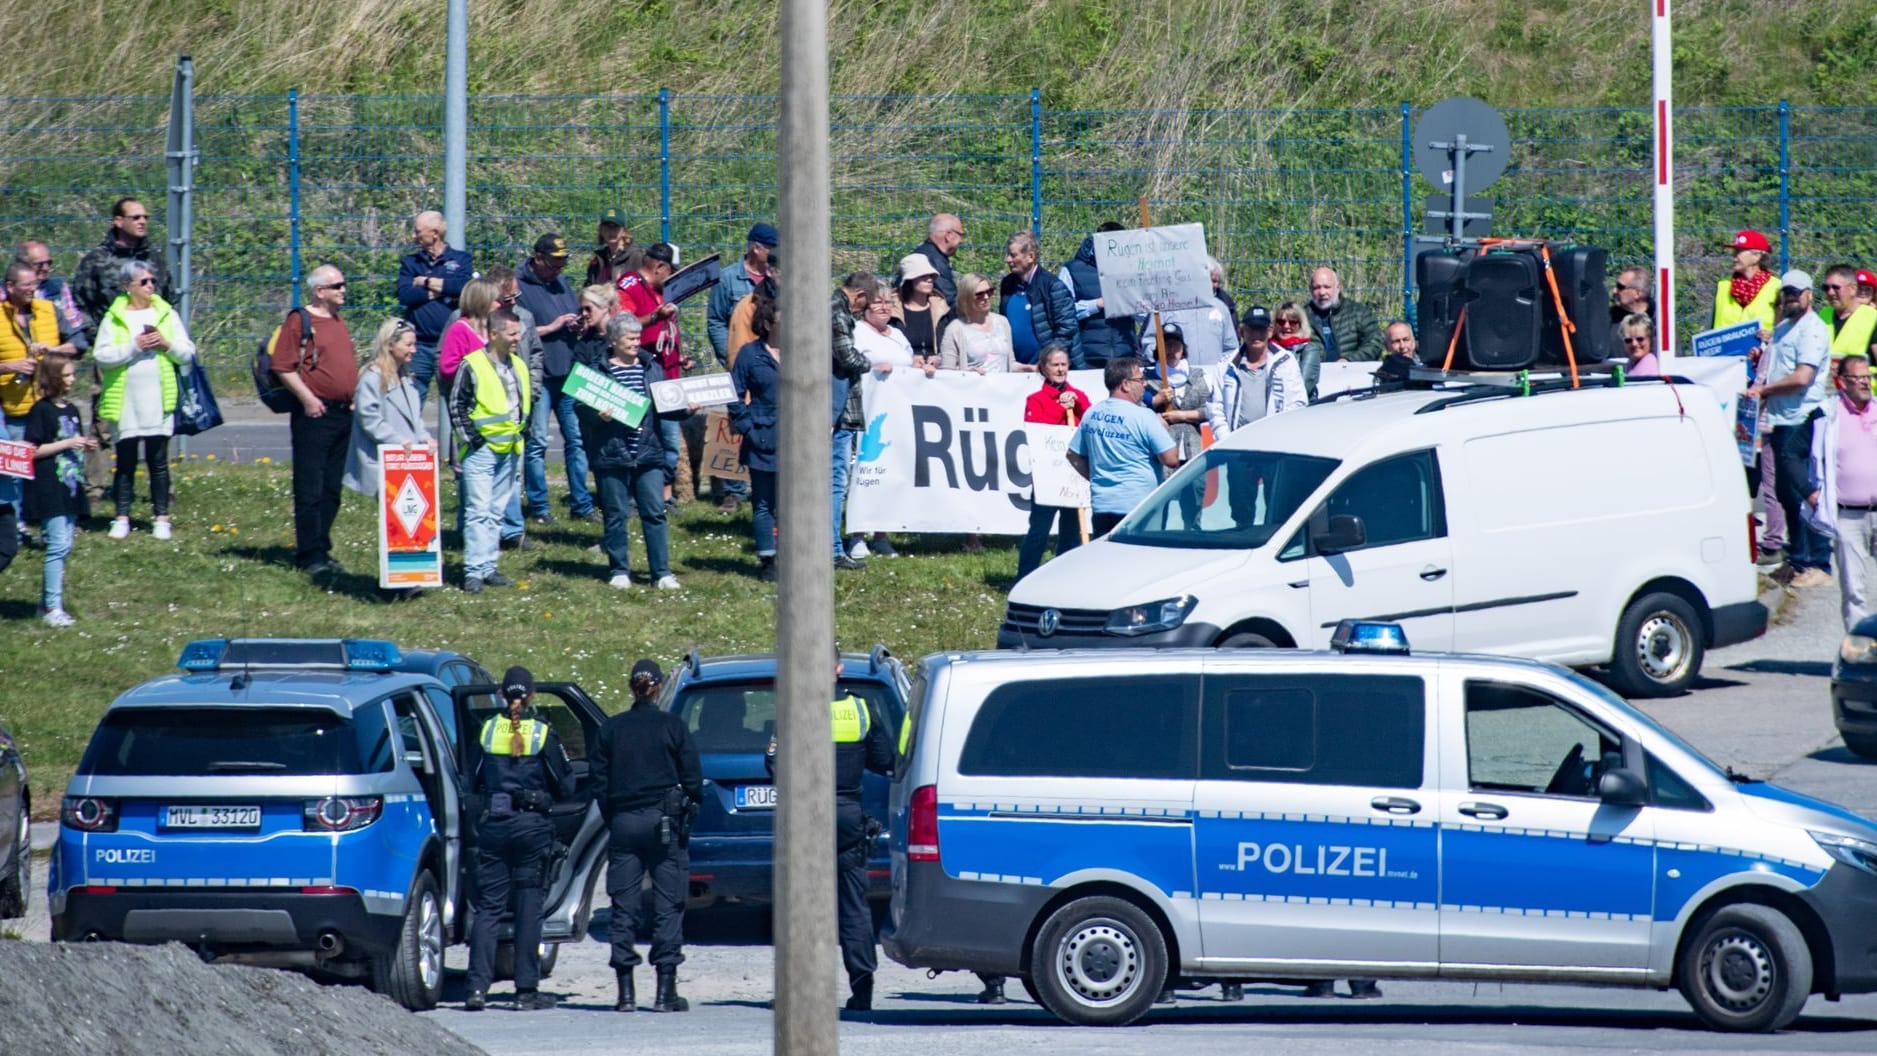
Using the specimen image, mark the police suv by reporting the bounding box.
[885,623,1877,1032]
[50,638,611,1009]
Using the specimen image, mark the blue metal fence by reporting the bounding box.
[2,91,1872,375]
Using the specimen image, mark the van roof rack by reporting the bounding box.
[1313,362,1691,414]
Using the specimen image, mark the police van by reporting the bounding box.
[50,638,611,1009]
[885,625,1877,1032]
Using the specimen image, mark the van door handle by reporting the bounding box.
[1419,565,1448,581]
[1457,801,1508,820]
[1370,796,1421,815]
[1288,579,1308,589]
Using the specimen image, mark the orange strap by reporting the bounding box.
[1537,244,1580,388]
[1441,307,1467,372]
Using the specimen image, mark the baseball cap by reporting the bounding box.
[1857,269,1877,290]
[501,666,535,702]
[1730,229,1772,254]
[1241,304,1273,330]
[1160,321,1185,344]
[533,233,569,259]
[747,222,780,247]
[630,659,664,684]
[643,242,676,266]
[1779,269,1813,292]
[598,208,627,227]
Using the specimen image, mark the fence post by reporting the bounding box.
[165,55,196,327]
[1777,100,1791,275]
[288,89,302,309]
[659,88,672,245]
[1400,102,1414,323]
[1030,87,1043,238]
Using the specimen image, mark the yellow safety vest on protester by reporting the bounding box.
[0,297,59,417]
[457,348,532,461]
[1712,278,1777,333]
[1830,303,1877,362]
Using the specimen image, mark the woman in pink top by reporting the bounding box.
[437,277,502,392]
[1619,313,1659,376]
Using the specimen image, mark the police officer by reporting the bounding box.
[590,659,702,1014]
[767,652,894,1012]
[464,666,574,1011]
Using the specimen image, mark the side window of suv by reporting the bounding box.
[1201,673,1425,789]
[1465,681,1622,798]
[958,675,1197,779]
[1315,449,1446,552]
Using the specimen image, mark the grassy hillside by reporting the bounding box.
[6,0,1875,107]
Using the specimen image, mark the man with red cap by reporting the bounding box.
[1714,230,1779,332]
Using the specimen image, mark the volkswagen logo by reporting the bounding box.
[1038,608,1061,637]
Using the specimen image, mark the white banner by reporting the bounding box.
[847,370,1103,534]
[1094,223,1211,318]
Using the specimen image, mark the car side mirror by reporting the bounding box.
[1310,509,1366,554]
[1597,767,1647,807]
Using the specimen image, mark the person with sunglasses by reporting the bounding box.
[1617,314,1658,377]
[92,259,196,542]
[72,198,171,344]
[13,241,87,345]
[271,264,360,576]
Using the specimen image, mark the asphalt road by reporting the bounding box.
[420,579,1877,1055]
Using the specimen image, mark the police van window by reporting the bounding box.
[1465,681,1621,797]
[1646,752,1711,811]
[1202,674,1424,789]
[958,676,1197,779]
[677,680,896,757]
[76,705,395,777]
[1313,449,1446,553]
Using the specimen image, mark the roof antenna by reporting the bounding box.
[231,663,252,692]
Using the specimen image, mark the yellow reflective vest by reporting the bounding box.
[831,694,869,744]
[1712,278,1777,333]
[457,348,532,460]
[1830,304,1877,362]
[0,297,59,417]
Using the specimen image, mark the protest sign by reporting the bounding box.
[1735,394,1763,467]
[563,362,650,427]
[1027,423,1090,510]
[0,440,32,479]
[1093,223,1212,318]
[701,408,748,483]
[1690,319,1761,360]
[379,446,442,589]
[651,374,739,412]
[663,253,722,305]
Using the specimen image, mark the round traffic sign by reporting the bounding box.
[1413,97,1511,192]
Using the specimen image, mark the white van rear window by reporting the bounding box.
[1464,418,1712,533]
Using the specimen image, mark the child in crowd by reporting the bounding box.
[24,354,97,626]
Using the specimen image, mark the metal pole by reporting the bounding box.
[288,89,302,309]
[165,55,196,326]
[1449,133,1469,245]
[774,0,836,1050]
[1777,100,1791,276]
[443,0,467,250]
[659,88,673,245]
[1030,87,1043,238]
[1400,102,1414,323]
[1652,0,1677,360]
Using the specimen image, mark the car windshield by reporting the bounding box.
[78,705,394,776]
[1108,449,1339,550]
[1558,669,1729,782]
[674,679,900,756]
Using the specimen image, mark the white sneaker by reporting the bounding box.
[108,517,130,540]
[608,574,633,590]
[848,539,870,559]
[655,574,682,591]
[153,519,173,541]
[42,608,75,628]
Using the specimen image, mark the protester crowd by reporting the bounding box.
[8,203,1877,631]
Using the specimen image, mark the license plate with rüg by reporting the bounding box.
[735,784,777,810]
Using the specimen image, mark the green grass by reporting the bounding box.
[0,462,1012,817]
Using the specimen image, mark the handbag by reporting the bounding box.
[174,362,224,436]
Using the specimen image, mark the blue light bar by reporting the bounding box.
[1329,620,1410,655]
[342,639,403,672]
[174,637,404,672]
[177,638,230,671]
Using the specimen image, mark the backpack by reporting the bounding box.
[253,309,316,413]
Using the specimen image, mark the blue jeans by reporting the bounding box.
[546,376,595,516]
[458,462,524,541]
[42,513,73,611]
[831,429,854,558]
[523,394,550,517]
[659,418,682,483]
[749,469,778,558]
[1017,503,1080,581]
[409,337,439,405]
[596,465,670,578]
[461,445,517,580]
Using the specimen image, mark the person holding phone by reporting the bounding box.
[92,259,195,541]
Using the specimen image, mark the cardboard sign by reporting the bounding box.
[1735,394,1763,467]
[380,446,442,589]
[701,408,748,483]
[0,440,32,479]
[1093,223,1213,318]
[1027,423,1090,510]
[563,362,650,427]
[1690,319,1762,360]
[663,253,723,305]
[651,373,739,412]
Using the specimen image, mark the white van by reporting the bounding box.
[999,377,1765,696]
[885,633,1877,1031]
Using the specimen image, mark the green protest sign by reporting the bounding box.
[563,362,650,427]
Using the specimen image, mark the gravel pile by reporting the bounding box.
[0,941,486,1056]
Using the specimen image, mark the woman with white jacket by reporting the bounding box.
[1206,306,1306,442]
[345,318,434,497]
[93,259,196,540]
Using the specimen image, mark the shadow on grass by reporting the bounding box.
[0,599,40,621]
[223,543,299,569]
[531,557,610,582]
[681,555,767,579]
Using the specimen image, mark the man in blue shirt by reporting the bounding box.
[1748,269,1835,585]
[705,222,777,513]
[1068,355,1178,535]
[396,210,475,402]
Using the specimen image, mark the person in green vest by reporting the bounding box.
[93,259,197,541]
[1822,265,1877,364]
[449,308,530,593]
[1714,229,1778,333]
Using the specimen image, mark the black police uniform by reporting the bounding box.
[590,697,702,1009]
[466,712,574,1004]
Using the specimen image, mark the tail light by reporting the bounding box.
[303,796,383,832]
[61,796,118,833]
[907,784,940,862]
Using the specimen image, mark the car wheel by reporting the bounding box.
[1677,903,1812,1033]
[0,807,27,919]
[1841,731,1877,760]
[373,872,445,1010]
[1217,632,1278,649]
[1609,592,1704,698]
[1029,896,1168,1026]
[494,939,559,981]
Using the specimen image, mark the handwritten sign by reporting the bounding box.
[379,446,442,589]
[1093,223,1212,318]
[651,374,739,412]
[1027,423,1090,510]
[701,408,748,483]
[1690,319,1761,360]
[0,440,32,479]
[563,362,650,427]
[664,253,723,305]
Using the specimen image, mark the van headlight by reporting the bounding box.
[1810,830,1877,876]
[1105,596,1197,636]
[1840,635,1877,665]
